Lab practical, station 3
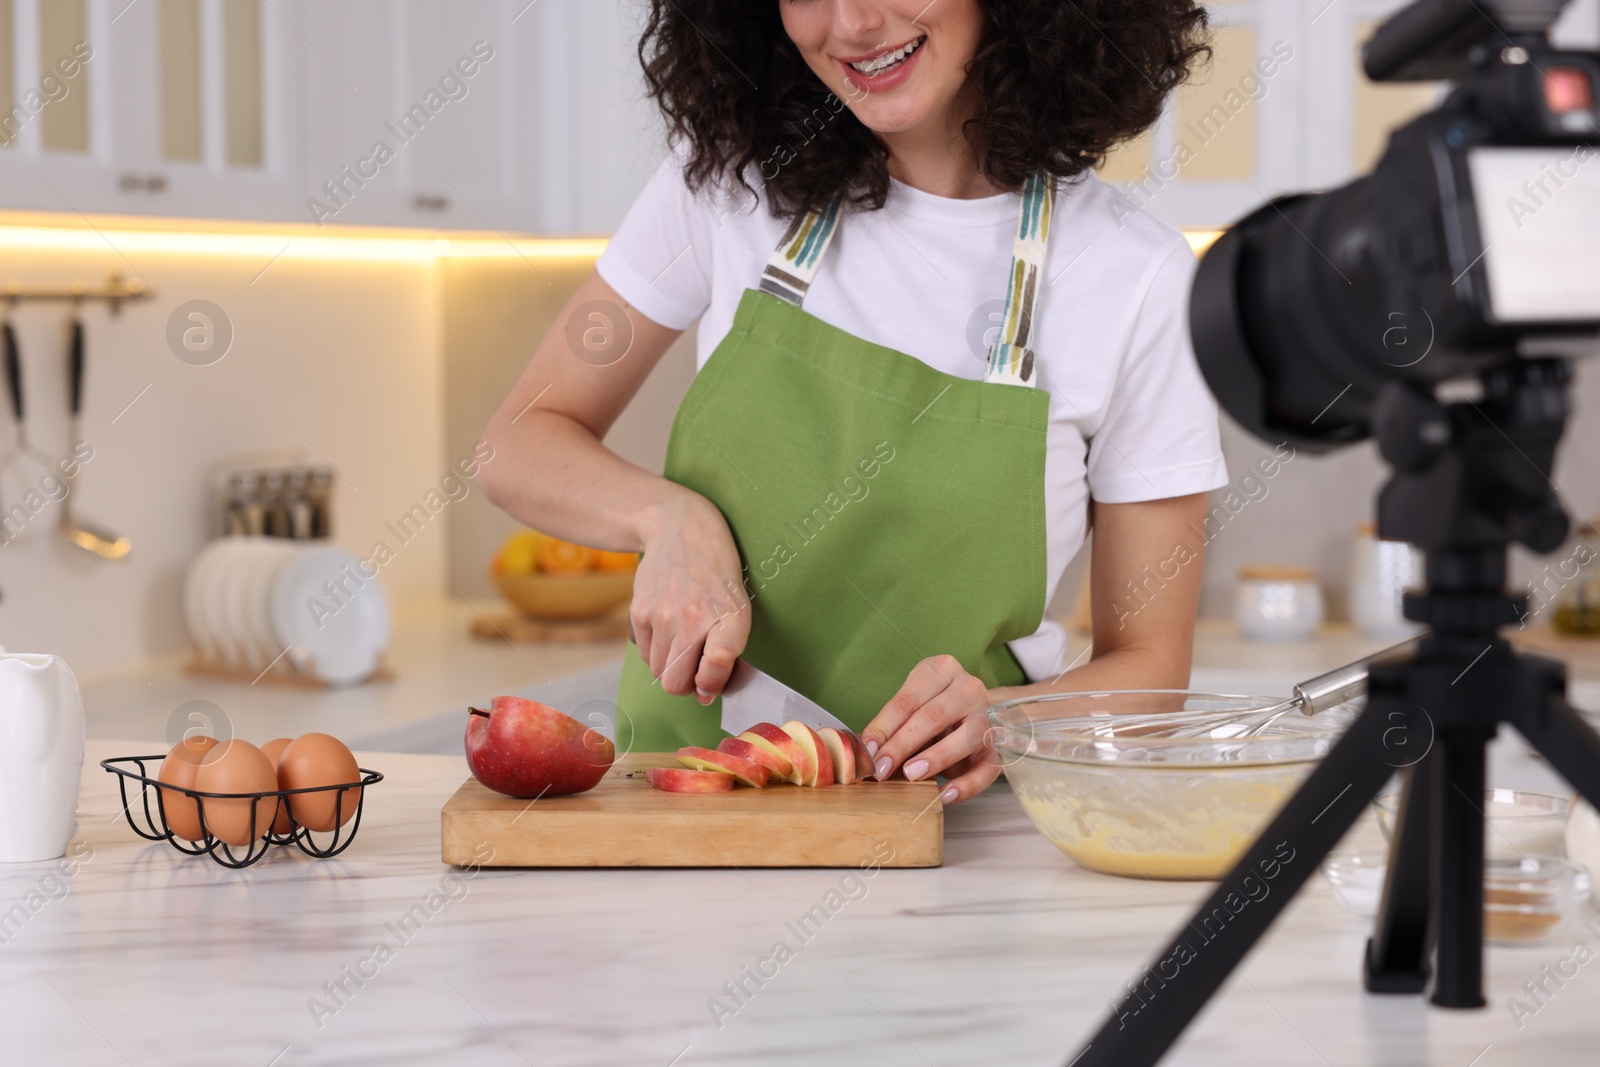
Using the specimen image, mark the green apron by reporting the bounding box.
[615,173,1058,753]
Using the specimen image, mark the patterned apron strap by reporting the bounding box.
[759,194,846,307]
[985,171,1057,388]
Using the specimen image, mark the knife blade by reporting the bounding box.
[719,660,852,736]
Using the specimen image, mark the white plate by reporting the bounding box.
[203,538,249,669]
[221,543,264,670]
[184,540,231,663]
[227,538,283,670]
[244,540,295,668]
[270,546,389,686]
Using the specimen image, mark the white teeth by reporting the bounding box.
[851,37,923,76]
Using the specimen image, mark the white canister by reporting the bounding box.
[1235,566,1325,641]
[1349,522,1425,640]
[1568,797,1600,909]
[0,654,85,862]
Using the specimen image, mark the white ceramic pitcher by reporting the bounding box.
[0,653,85,862]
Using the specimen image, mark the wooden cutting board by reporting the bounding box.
[440,753,943,868]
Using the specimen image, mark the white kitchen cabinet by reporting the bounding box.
[113,0,298,221]
[0,0,129,215]
[0,0,297,220]
[1102,0,1600,230]
[294,0,519,230]
[0,0,637,230]
[519,0,665,235]
[1099,1,1305,230]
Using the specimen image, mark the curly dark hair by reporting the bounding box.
[639,1,1210,219]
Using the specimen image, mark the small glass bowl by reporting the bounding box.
[1485,856,1593,946]
[1373,788,1571,860]
[1321,849,1388,918]
[988,691,1356,880]
[1318,851,1594,946]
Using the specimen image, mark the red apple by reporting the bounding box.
[781,721,833,787]
[817,727,861,785]
[675,746,769,788]
[646,767,734,793]
[464,696,613,798]
[739,724,808,785]
[718,736,793,781]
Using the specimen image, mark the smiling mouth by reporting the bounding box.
[845,36,927,77]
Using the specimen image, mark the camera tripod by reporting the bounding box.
[1071,358,1600,1066]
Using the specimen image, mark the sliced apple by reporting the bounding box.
[675,746,769,788]
[780,721,833,787]
[843,728,875,774]
[717,737,792,781]
[645,767,734,793]
[740,724,807,785]
[817,727,862,785]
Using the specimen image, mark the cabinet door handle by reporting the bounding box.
[117,173,169,193]
[413,194,448,212]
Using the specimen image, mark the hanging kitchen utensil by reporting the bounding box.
[0,305,63,484]
[0,303,14,481]
[58,307,130,561]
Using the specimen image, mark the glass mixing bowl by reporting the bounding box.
[988,691,1357,880]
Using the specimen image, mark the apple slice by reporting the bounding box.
[842,728,875,774]
[780,721,833,787]
[645,767,734,793]
[739,724,807,785]
[717,737,792,781]
[817,727,862,785]
[675,746,769,788]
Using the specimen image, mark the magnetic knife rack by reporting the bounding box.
[2,273,155,314]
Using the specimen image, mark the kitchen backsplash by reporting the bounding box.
[0,233,448,676]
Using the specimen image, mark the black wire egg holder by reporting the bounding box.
[102,755,384,869]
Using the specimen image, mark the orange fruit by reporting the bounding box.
[593,550,639,572]
[537,538,597,575]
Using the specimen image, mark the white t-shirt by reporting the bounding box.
[597,148,1229,680]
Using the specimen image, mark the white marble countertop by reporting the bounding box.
[3,736,1595,1067]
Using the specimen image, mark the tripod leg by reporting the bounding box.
[1431,727,1489,1008]
[1516,692,1600,815]
[1364,751,1434,993]
[1069,702,1398,1067]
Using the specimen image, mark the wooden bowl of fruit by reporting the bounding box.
[491,530,638,620]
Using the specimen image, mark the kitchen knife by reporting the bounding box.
[719,660,853,736]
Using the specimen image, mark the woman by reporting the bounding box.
[481,0,1226,805]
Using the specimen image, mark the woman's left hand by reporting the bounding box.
[859,655,1002,806]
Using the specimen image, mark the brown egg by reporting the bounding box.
[259,738,295,834]
[193,740,280,846]
[157,736,220,841]
[279,733,362,832]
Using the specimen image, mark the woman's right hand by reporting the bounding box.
[631,489,751,704]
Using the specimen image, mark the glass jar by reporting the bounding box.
[1551,521,1600,636]
[1234,565,1324,641]
[1349,522,1424,640]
